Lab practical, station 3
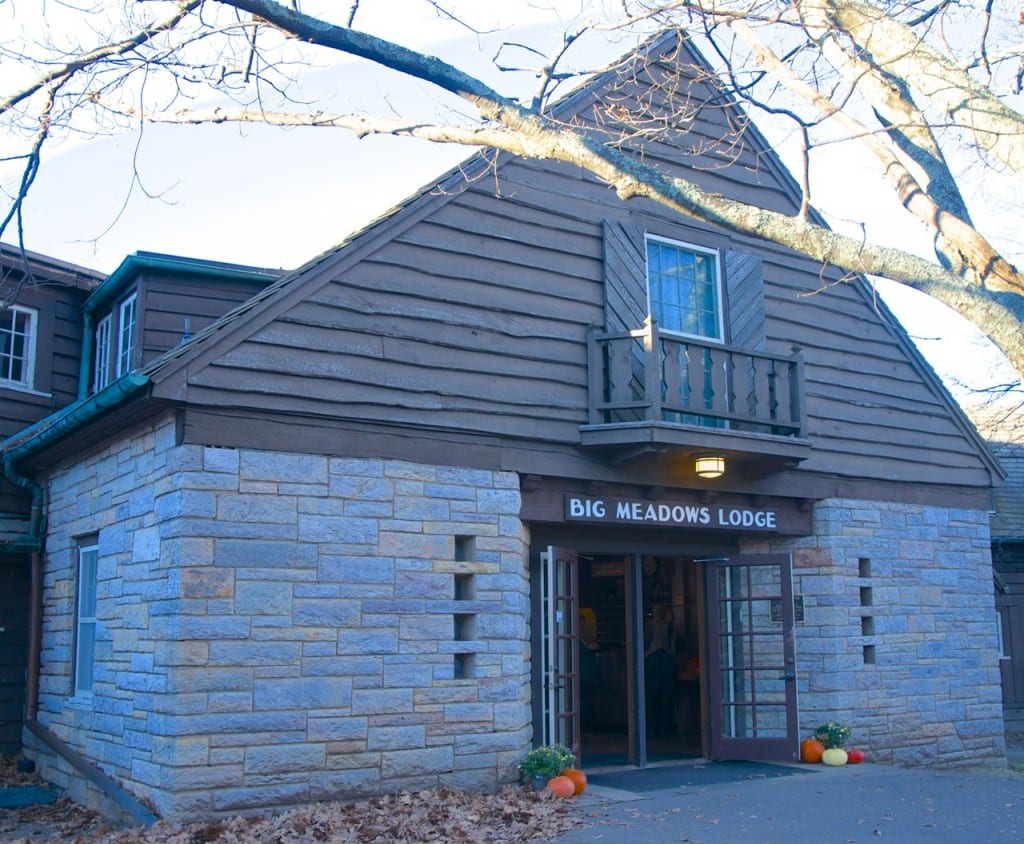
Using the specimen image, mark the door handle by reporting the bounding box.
[780,672,796,680]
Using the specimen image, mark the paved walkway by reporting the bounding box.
[546,760,1024,843]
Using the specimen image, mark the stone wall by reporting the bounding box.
[29,413,532,819]
[745,498,1007,767]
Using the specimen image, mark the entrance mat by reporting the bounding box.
[586,760,809,793]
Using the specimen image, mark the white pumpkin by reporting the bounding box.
[821,748,848,766]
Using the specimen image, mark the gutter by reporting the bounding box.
[2,373,150,463]
[1,371,158,826]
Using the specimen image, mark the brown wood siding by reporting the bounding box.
[1,282,88,516]
[182,176,606,442]
[147,47,993,493]
[138,271,273,368]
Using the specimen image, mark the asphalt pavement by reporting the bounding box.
[546,756,1024,843]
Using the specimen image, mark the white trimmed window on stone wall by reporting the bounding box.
[73,541,99,696]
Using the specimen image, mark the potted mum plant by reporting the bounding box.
[814,722,852,766]
[519,744,575,790]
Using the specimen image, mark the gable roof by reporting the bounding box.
[0,29,1003,488]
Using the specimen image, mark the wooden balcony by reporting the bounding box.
[580,319,811,474]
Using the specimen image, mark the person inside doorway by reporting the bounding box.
[644,604,677,740]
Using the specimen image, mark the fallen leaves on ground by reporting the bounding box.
[3,756,585,844]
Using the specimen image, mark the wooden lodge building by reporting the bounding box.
[0,31,1009,821]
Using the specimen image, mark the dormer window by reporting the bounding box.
[0,304,37,390]
[93,314,112,392]
[117,293,137,376]
[91,292,137,394]
[645,236,723,341]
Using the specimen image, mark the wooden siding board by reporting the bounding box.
[452,185,599,234]
[203,344,585,413]
[394,223,600,283]
[307,269,601,336]
[275,305,583,366]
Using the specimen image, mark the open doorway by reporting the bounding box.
[577,554,703,766]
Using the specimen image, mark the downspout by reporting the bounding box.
[2,374,158,826]
[77,311,94,401]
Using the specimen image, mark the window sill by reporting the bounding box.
[0,382,52,399]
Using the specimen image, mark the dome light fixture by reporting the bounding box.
[694,454,726,479]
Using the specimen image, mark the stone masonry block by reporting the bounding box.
[379,532,452,560]
[308,717,369,742]
[216,539,317,569]
[235,580,293,615]
[367,726,426,751]
[381,747,453,778]
[217,493,297,524]
[352,688,412,715]
[177,567,234,599]
[293,598,361,627]
[244,743,326,774]
[318,556,395,584]
[254,676,351,710]
[240,450,327,483]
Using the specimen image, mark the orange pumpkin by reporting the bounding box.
[800,737,825,763]
[560,768,587,795]
[547,775,576,798]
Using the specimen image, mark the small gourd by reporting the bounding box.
[800,737,825,763]
[560,768,587,795]
[821,747,848,766]
[547,775,576,798]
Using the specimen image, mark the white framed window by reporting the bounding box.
[645,236,723,341]
[116,293,137,377]
[93,314,112,392]
[74,543,99,695]
[997,609,1010,661]
[0,304,37,388]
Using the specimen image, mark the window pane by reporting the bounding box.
[75,623,95,692]
[0,307,35,386]
[117,295,136,376]
[93,315,112,392]
[79,549,97,616]
[75,545,98,694]
[646,238,721,340]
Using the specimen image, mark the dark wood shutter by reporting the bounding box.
[723,250,766,351]
[602,221,648,332]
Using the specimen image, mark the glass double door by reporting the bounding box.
[539,548,797,766]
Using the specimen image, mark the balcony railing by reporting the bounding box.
[586,319,806,438]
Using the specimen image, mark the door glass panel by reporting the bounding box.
[707,554,797,760]
[541,547,581,761]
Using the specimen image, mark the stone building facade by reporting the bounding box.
[28,410,1005,818]
[36,414,532,816]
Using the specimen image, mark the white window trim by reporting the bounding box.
[997,609,1010,660]
[93,313,112,392]
[116,293,137,377]
[74,543,99,696]
[0,304,38,389]
[644,234,725,343]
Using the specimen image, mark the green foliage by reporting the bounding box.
[519,744,574,779]
[814,722,851,749]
